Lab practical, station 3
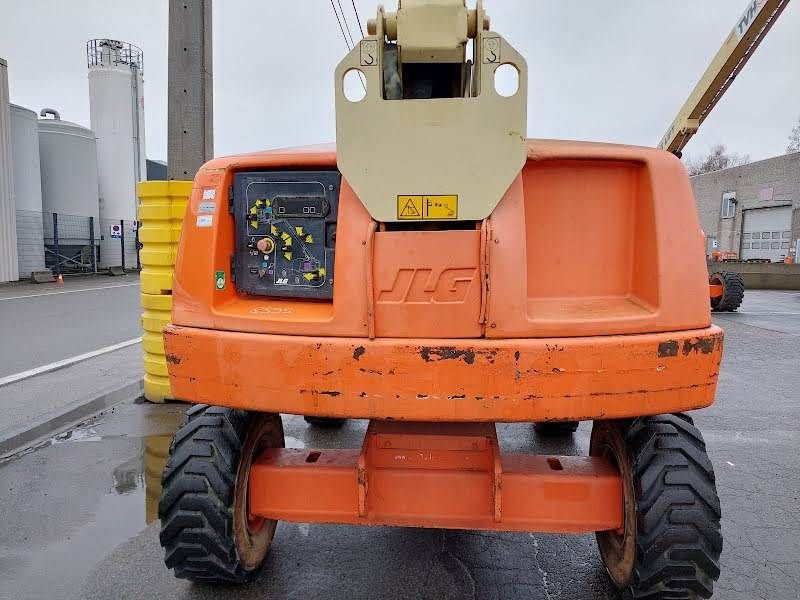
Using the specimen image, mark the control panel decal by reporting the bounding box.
[233,171,340,300]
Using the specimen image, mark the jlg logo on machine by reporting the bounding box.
[378,268,477,303]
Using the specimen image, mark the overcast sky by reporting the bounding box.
[1,1,798,164]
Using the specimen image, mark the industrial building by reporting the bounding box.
[691,152,800,262]
[0,39,149,283]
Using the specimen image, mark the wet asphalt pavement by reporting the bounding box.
[0,274,141,378]
[0,289,798,600]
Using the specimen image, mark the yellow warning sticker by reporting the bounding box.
[397,195,458,220]
[398,196,422,219]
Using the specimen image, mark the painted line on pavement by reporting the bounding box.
[0,282,139,301]
[0,338,142,387]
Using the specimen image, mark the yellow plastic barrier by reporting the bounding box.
[144,434,172,523]
[137,181,192,403]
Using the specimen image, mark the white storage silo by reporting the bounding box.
[87,39,146,268]
[0,58,20,282]
[10,103,46,275]
[38,109,101,271]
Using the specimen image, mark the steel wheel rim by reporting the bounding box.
[233,415,283,571]
[591,422,637,589]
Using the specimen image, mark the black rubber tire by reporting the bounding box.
[592,414,723,599]
[534,421,579,436]
[304,416,346,428]
[158,405,283,584]
[710,271,744,312]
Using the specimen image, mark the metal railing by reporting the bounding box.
[87,39,144,71]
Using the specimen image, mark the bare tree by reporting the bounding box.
[684,144,750,176]
[787,117,800,154]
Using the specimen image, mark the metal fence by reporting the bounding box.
[29,211,141,276]
[15,209,46,277]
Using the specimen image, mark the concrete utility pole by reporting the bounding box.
[168,0,213,180]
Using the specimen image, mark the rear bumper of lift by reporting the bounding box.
[164,324,723,422]
[249,420,622,533]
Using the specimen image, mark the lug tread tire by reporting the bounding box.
[625,413,722,599]
[711,271,744,312]
[158,405,254,584]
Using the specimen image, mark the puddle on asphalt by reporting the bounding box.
[53,426,103,443]
[0,402,185,599]
[0,403,356,562]
[143,432,172,523]
[0,402,588,599]
[3,415,180,522]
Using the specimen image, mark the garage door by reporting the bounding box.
[741,206,792,262]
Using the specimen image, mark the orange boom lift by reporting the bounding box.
[159,2,724,597]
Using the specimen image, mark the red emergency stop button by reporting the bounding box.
[256,237,275,254]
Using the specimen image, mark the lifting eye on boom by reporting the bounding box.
[334,0,529,224]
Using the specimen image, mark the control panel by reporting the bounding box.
[233,171,340,299]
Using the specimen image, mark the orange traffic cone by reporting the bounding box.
[56,274,64,286]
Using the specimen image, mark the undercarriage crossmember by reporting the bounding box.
[249,420,623,533]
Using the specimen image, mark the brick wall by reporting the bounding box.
[690,152,800,258]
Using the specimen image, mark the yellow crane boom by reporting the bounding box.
[658,0,790,156]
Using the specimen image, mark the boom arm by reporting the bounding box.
[658,0,789,156]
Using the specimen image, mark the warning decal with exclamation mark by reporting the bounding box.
[397,195,458,220]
